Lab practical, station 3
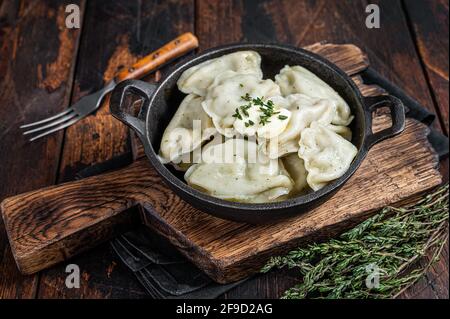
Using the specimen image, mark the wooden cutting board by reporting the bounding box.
[0,43,442,283]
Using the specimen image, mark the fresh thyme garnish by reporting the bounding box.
[258,98,279,125]
[244,119,255,127]
[262,184,449,299]
[241,93,252,101]
[237,94,282,126]
[240,103,252,117]
[232,108,242,120]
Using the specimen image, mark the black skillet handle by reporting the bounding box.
[110,79,157,140]
[363,95,406,150]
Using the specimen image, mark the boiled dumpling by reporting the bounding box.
[282,153,309,195]
[298,122,358,191]
[169,133,223,171]
[177,51,263,96]
[159,94,216,163]
[263,94,336,158]
[185,139,294,203]
[202,73,285,137]
[327,124,352,141]
[275,65,354,126]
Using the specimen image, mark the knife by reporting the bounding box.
[21,32,199,141]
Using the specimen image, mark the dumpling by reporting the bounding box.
[275,65,354,126]
[159,94,216,163]
[327,124,352,141]
[264,94,336,158]
[168,133,223,171]
[185,139,294,203]
[202,73,286,138]
[177,51,263,96]
[298,122,358,191]
[282,153,309,196]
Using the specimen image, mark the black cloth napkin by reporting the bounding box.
[76,68,449,299]
[110,228,245,299]
[76,160,246,299]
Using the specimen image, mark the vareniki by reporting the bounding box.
[159,51,358,203]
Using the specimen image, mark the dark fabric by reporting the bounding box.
[110,226,245,299]
[75,68,448,299]
[361,68,436,125]
[428,129,450,160]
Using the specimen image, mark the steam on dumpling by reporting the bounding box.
[298,122,357,191]
[159,94,216,163]
[177,51,263,96]
[282,153,309,195]
[202,73,289,138]
[263,94,336,158]
[185,139,294,203]
[275,65,354,126]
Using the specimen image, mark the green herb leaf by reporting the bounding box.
[241,93,252,101]
[261,184,449,299]
[232,108,242,120]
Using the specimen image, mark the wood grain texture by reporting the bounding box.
[115,32,198,81]
[0,0,447,299]
[192,0,448,298]
[400,0,449,299]
[2,115,441,281]
[404,0,449,135]
[36,0,195,299]
[0,0,84,298]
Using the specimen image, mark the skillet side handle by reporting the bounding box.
[363,95,406,150]
[110,79,157,140]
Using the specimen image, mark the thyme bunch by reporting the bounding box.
[262,184,449,299]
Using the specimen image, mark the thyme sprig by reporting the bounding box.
[262,184,449,299]
[238,94,286,126]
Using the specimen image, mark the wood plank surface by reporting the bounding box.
[143,117,441,283]
[404,0,449,135]
[2,114,442,283]
[0,42,369,276]
[400,0,449,299]
[194,0,448,298]
[0,0,447,299]
[36,0,195,299]
[0,0,84,299]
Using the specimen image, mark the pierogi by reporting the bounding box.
[158,51,358,203]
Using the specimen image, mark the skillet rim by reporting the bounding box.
[143,43,368,214]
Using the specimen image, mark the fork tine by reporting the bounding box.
[28,116,82,142]
[20,108,73,128]
[22,112,78,135]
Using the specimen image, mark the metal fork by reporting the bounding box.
[21,32,199,141]
[21,81,115,141]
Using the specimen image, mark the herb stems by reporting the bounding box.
[237,94,287,126]
[262,184,449,299]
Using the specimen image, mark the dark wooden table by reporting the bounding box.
[0,0,448,299]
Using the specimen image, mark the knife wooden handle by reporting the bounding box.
[115,32,198,82]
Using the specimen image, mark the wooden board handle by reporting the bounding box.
[0,160,156,275]
[115,32,198,82]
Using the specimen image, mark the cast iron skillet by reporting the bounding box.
[110,43,405,224]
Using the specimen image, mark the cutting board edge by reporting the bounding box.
[144,177,443,283]
[2,205,139,275]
